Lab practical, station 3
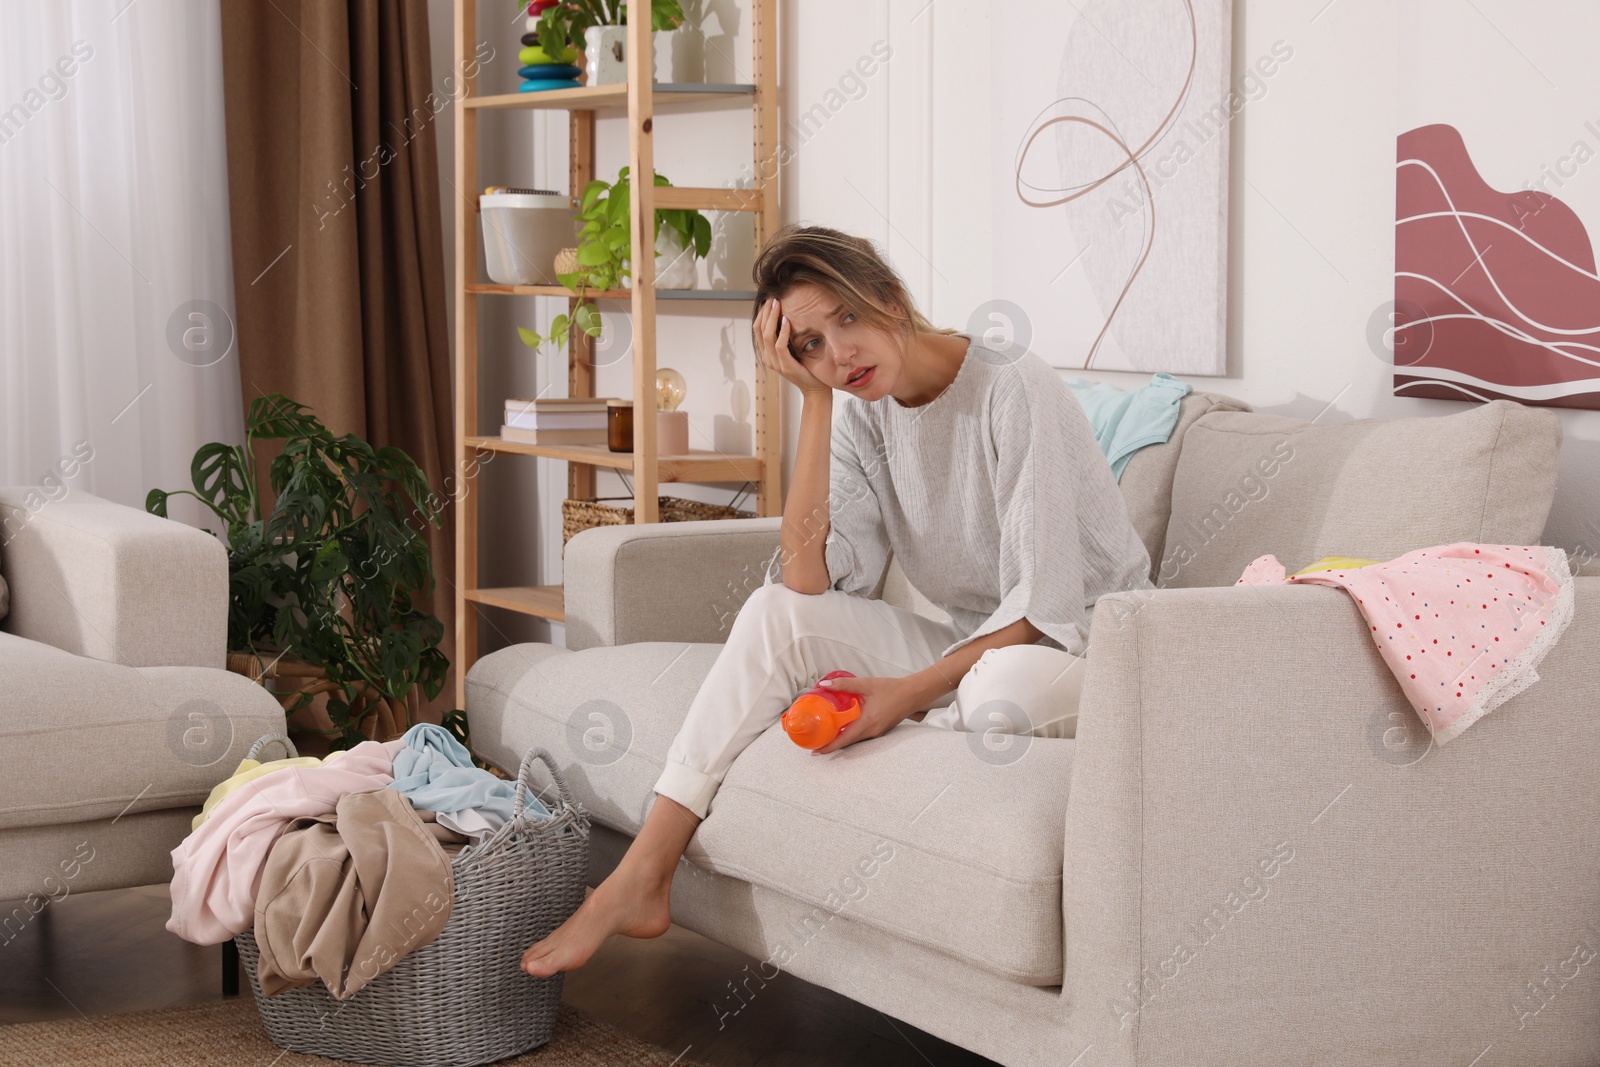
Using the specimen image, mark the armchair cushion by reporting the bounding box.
[0,631,288,830]
[1157,398,1562,588]
[0,488,228,668]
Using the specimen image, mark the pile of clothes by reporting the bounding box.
[168,724,551,1000]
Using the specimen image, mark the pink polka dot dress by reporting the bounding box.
[1234,542,1576,744]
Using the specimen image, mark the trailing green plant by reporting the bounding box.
[146,393,451,750]
[529,0,687,62]
[518,165,712,356]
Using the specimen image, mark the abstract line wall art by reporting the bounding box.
[991,0,1234,375]
[1394,0,1600,410]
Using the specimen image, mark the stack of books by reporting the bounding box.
[501,397,612,445]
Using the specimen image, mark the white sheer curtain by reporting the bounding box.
[0,0,241,527]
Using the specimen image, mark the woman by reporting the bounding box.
[520,225,1154,977]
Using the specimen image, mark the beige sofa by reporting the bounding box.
[466,391,1600,1067]
[0,490,287,914]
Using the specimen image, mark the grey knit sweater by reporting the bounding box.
[763,335,1155,660]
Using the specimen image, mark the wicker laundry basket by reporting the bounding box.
[232,733,590,1067]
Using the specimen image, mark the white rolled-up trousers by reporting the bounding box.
[653,583,1086,819]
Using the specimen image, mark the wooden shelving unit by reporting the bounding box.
[452,0,782,706]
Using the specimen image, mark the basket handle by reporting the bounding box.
[513,746,579,821]
[246,732,299,762]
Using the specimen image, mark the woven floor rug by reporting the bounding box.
[0,996,711,1067]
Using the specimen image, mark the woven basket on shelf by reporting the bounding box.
[553,246,579,276]
[233,733,590,1067]
[561,495,755,555]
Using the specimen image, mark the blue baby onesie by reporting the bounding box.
[1064,373,1192,481]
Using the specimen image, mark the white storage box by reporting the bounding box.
[480,191,577,286]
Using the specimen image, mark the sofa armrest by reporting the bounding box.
[0,488,227,669]
[562,516,783,650]
[1061,579,1600,1067]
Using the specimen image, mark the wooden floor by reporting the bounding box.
[0,884,1000,1067]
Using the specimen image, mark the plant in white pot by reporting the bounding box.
[529,0,686,86]
[517,166,711,356]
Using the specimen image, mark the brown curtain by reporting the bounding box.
[219,0,457,727]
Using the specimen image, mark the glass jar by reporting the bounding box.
[606,398,633,452]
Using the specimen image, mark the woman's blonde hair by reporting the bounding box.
[752,225,958,358]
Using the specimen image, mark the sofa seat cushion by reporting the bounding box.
[0,632,289,830]
[466,640,1074,986]
[1159,398,1562,588]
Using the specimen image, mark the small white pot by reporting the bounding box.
[584,26,669,85]
[622,225,698,290]
[654,225,697,288]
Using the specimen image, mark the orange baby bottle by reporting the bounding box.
[782,670,862,750]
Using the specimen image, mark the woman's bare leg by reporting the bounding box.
[520,792,701,976]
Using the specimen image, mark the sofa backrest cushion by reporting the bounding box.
[1115,389,1253,584]
[1158,398,1563,589]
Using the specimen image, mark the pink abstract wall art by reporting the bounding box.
[1394,125,1600,409]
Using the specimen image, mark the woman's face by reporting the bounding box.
[777,282,900,399]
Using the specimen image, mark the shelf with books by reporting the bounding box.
[502,395,610,436]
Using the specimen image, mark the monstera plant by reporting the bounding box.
[147,393,455,750]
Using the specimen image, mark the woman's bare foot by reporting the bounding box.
[522,791,701,977]
[521,859,674,977]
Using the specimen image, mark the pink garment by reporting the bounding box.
[1236,542,1575,744]
[167,738,407,945]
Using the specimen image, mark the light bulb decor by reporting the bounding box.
[656,367,686,411]
[655,366,690,455]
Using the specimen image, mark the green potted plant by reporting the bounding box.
[531,1,687,85]
[518,165,712,355]
[146,393,455,752]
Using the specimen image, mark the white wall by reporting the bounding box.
[431,0,1600,653]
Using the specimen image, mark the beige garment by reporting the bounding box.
[252,787,463,1000]
[415,808,475,849]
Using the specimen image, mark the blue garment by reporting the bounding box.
[1064,373,1192,481]
[385,724,551,822]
